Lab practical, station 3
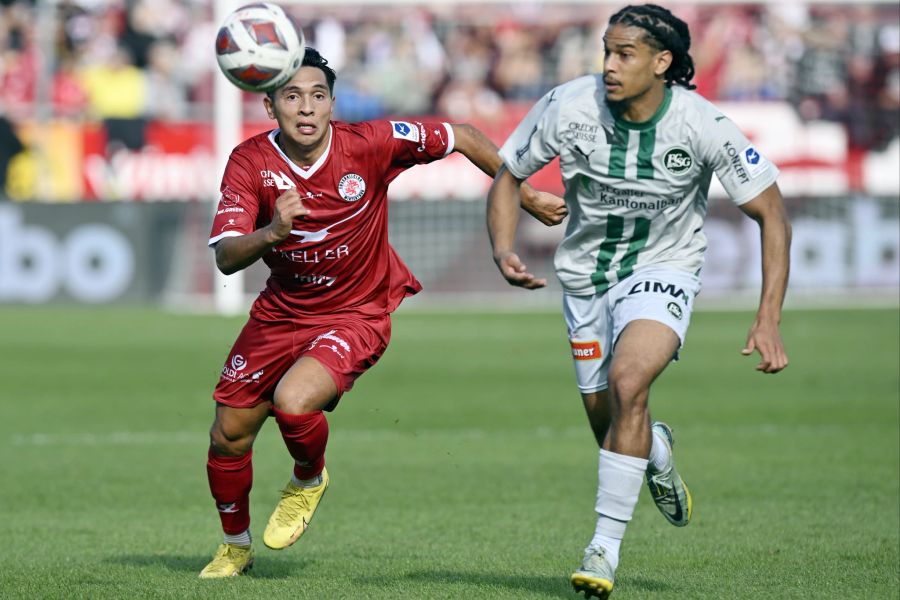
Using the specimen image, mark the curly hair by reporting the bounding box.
[608,4,696,90]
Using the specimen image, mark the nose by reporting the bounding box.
[299,96,314,115]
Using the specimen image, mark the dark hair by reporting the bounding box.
[266,46,337,99]
[608,4,696,90]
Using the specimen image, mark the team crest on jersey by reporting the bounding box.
[338,173,366,202]
[662,147,694,175]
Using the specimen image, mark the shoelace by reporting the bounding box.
[648,470,676,500]
[274,485,312,525]
[209,545,246,569]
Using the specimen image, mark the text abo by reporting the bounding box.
[0,205,135,302]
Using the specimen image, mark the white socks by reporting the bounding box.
[588,449,648,570]
[647,428,671,473]
[291,471,323,488]
[224,529,251,547]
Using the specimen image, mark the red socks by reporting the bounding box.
[273,408,329,480]
[206,448,253,535]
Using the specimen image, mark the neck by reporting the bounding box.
[277,126,331,168]
[615,82,667,123]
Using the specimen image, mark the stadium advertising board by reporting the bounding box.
[5,103,899,202]
[0,197,896,305]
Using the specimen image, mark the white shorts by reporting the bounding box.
[563,266,701,394]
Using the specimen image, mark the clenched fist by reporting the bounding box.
[267,188,311,242]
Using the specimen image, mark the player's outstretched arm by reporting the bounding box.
[738,183,792,373]
[451,123,567,226]
[487,165,546,290]
[214,189,310,275]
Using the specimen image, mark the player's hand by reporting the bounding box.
[741,318,789,373]
[268,189,310,242]
[494,251,546,289]
[521,189,568,226]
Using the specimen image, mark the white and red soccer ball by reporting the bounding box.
[215,3,305,93]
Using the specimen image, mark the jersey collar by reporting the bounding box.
[267,125,333,180]
[612,86,673,131]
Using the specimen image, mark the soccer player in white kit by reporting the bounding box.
[487,5,791,598]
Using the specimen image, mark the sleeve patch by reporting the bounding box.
[739,145,769,179]
[390,121,420,143]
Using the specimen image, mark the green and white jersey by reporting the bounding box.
[498,75,779,296]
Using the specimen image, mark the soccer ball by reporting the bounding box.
[215,3,305,93]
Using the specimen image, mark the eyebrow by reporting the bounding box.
[281,84,330,94]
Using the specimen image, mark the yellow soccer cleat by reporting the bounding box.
[263,467,330,550]
[198,543,254,579]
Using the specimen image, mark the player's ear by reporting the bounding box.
[653,49,673,79]
[263,95,276,120]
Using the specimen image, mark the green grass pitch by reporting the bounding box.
[1,306,897,599]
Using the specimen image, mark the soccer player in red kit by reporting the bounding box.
[199,47,566,578]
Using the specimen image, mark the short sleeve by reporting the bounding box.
[366,120,454,182]
[208,149,261,246]
[498,88,562,179]
[698,112,779,206]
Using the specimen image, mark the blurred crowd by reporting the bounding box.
[0,0,898,152]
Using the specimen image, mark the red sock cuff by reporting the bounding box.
[272,407,323,428]
[207,448,253,471]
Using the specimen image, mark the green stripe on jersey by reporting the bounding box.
[607,123,628,178]
[590,216,651,295]
[637,128,656,179]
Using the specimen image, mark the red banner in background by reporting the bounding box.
[6,101,898,202]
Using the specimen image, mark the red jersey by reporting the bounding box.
[209,119,454,323]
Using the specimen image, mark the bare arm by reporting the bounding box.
[214,189,310,275]
[486,165,546,289]
[738,182,792,373]
[451,123,567,226]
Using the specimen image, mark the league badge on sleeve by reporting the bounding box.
[739,145,769,179]
[390,121,420,143]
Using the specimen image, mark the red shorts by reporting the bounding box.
[213,314,392,411]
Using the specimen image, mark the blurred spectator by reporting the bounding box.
[78,43,146,150]
[0,108,25,200]
[491,23,546,99]
[144,39,189,121]
[0,0,895,154]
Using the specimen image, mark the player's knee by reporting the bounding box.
[209,422,254,456]
[272,384,322,414]
[607,368,649,411]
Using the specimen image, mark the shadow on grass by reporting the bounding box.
[107,554,315,580]
[358,569,673,598]
[357,569,573,598]
[617,576,673,593]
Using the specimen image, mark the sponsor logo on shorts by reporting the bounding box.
[221,354,263,383]
[571,340,602,361]
[628,280,689,302]
[667,301,683,320]
[337,173,366,202]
